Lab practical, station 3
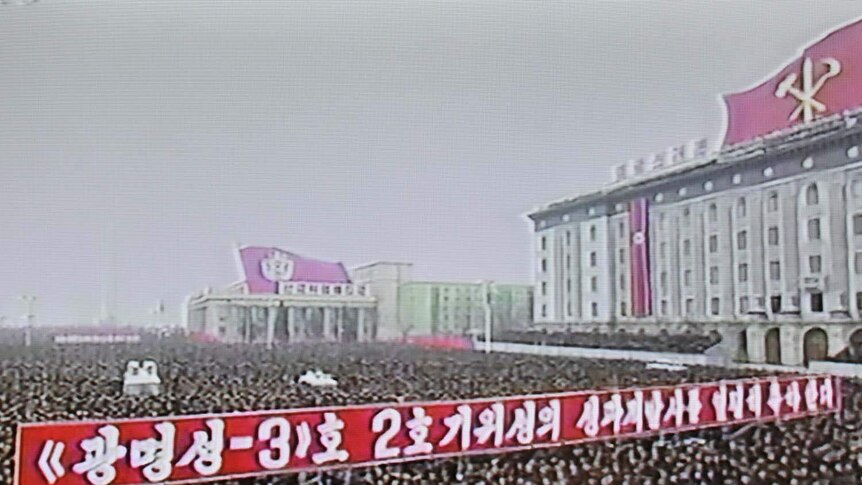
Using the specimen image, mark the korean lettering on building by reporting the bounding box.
[15,375,840,485]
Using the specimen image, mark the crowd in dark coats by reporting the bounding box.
[0,340,859,484]
[487,329,723,354]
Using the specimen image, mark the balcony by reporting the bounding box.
[801,275,824,291]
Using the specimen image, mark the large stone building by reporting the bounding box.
[186,252,533,343]
[185,246,377,344]
[528,18,862,366]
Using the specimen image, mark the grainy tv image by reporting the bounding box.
[2,1,862,484]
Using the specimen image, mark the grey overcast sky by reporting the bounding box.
[2,1,861,325]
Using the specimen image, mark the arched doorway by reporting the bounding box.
[803,328,828,365]
[849,329,862,361]
[765,327,781,365]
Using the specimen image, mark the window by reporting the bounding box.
[541,282,547,296]
[738,263,748,282]
[764,167,774,177]
[808,218,821,240]
[704,181,714,191]
[768,226,779,246]
[809,255,822,274]
[661,300,668,316]
[684,270,692,287]
[857,292,862,311]
[683,239,691,256]
[590,276,598,292]
[541,258,547,273]
[708,203,717,222]
[591,302,598,317]
[619,222,625,238]
[589,252,597,267]
[685,298,694,315]
[566,231,571,245]
[768,192,778,211]
[620,302,627,316]
[737,197,746,217]
[566,255,571,269]
[709,266,719,285]
[590,225,596,241]
[770,261,781,280]
[740,297,749,313]
[802,156,814,169]
[619,249,625,264]
[683,207,690,224]
[856,252,862,274]
[566,278,572,292]
[811,293,824,312]
[770,296,782,313]
[805,184,819,205]
[737,231,747,250]
[732,174,742,185]
[541,304,547,318]
[660,242,667,259]
[660,272,668,294]
[540,236,546,250]
[853,180,862,198]
[567,302,572,316]
[659,213,666,230]
[709,235,718,253]
[854,214,862,235]
[710,298,720,315]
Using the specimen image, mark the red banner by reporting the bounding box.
[629,198,652,316]
[15,375,840,485]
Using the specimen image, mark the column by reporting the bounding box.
[323,307,333,340]
[357,308,365,342]
[266,304,277,348]
[300,307,309,341]
[336,307,344,342]
[287,306,298,343]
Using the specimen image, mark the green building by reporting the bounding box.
[397,281,533,336]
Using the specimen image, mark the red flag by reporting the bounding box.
[723,18,862,146]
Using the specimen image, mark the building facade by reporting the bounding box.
[185,246,376,344]
[528,18,862,366]
[397,281,532,336]
[186,255,533,343]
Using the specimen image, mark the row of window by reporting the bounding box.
[548,208,862,275]
[539,146,862,233]
[644,292,830,318]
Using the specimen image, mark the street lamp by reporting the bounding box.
[481,281,494,354]
[19,295,36,347]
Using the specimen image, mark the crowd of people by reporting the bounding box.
[0,338,859,484]
[488,329,723,354]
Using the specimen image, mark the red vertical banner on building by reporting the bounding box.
[629,198,652,316]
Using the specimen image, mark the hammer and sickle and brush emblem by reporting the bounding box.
[775,57,841,122]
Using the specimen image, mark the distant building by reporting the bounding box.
[527,18,862,366]
[186,252,533,343]
[352,262,533,338]
[185,246,376,344]
[397,281,532,336]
